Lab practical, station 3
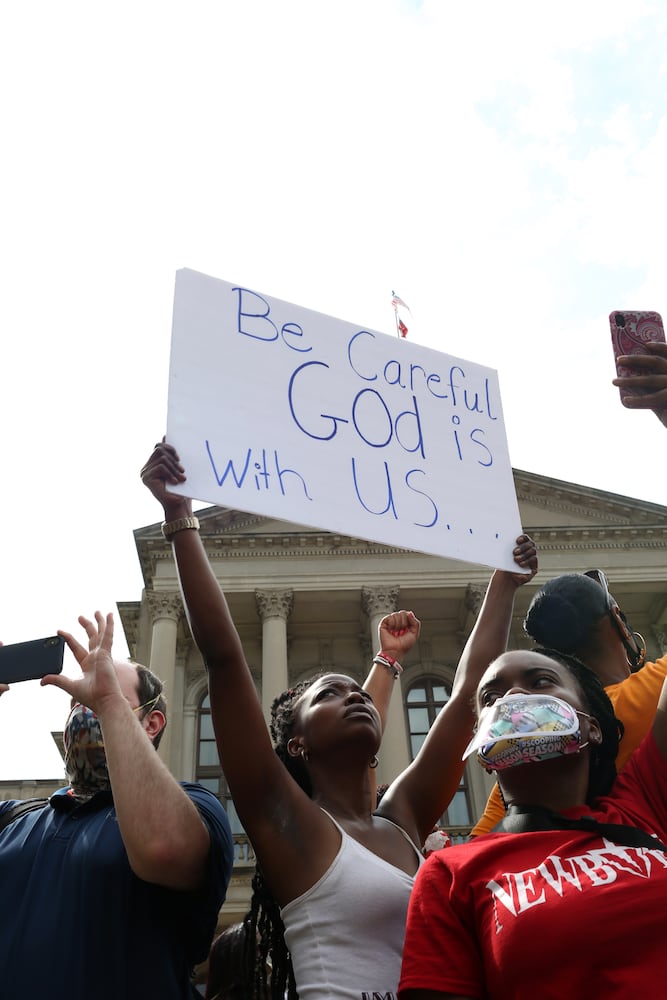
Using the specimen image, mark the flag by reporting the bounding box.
[391,290,411,338]
[391,292,411,313]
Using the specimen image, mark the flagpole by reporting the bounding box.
[392,290,401,339]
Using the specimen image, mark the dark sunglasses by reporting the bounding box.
[585,569,646,669]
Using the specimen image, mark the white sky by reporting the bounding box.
[1,0,666,780]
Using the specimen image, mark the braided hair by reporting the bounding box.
[533,647,624,803]
[243,677,322,999]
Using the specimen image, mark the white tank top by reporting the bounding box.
[280,811,422,1000]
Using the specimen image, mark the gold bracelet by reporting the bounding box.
[161,516,200,540]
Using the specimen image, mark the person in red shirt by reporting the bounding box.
[399,645,667,1000]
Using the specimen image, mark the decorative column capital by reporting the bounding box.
[361,586,399,620]
[146,591,183,624]
[255,589,294,623]
[456,583,486,648]
[464,584,484,617]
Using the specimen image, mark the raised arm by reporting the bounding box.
[43,612,212,890]
[363,611,420,731]
[140,444,296,809]
[380,535,537,846]
[362,664,394,735]
[140,442,340,903]
[612,341,667,427]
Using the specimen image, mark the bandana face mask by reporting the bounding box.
[63,704,110,801]
[463,693,590,771]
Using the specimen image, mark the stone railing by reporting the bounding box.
[233,833,257,866]
[446,825,474,844]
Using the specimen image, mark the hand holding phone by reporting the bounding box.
[610,310,667,426]
[0,636,65,685]
[609,310,666,398]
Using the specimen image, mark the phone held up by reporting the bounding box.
[0,635,65,685]
[609,310,666,398]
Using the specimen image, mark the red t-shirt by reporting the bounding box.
[399,733,667,999]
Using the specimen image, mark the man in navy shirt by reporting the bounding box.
[0,611,234,999]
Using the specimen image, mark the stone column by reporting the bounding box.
[146,591,182,774]
[255,589,294,721]
[361,586,410,784]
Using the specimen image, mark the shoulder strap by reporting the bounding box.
[0,797,49,834]
[374,813,424,862]
[494,804,667,853]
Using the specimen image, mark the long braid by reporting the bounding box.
[242,677,321,999]
[244,868,297,999]
[533,647,624,803]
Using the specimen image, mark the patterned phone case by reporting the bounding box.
[609,310,665,396]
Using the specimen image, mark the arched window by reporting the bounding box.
[196,693,244,836]
[406,677,472,827]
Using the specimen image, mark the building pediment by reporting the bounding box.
[514,470,667,528]
[131,468,667,596]
[135,469,667,552]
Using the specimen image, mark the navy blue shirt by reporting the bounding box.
[0,782,233,999]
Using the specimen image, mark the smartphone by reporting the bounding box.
[609,310,666,397]
[0,635,65,684]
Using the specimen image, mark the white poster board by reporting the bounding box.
[166,268,525,573]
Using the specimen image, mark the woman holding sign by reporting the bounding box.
[141,440,536,1000]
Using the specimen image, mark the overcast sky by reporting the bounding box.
[1,0,666,779]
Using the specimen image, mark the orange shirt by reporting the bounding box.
[470,656,667,837]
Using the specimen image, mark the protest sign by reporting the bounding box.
[166,268,525,572]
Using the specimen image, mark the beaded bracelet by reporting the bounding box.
[373,650,403,678]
